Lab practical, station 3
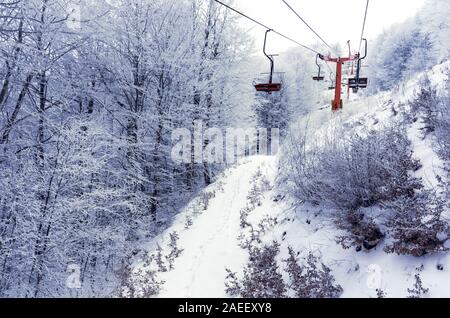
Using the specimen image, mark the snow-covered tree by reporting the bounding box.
[0,0,254,297]
[367,0,449,93]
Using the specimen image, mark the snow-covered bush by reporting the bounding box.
[201,192,216,211]
[336,210,384,251]
[384,191,448,257]
[410,77,450,161]
[435,93,450,161]
[284,247,343,298]
[281,123,422,211]
[240,207,252,229]
[409,76,450,199]
[238,216,278,250]
[246,167,271,208]
[409,78,442,135]
[166,232,183,270]
[377,289,387,298]
[155,244,167,272]
[238,168,277,249]
[152,232,184,273]
[120,257,163,298]
[226,244,342,299]
[225,242,286,298]
[407,273,429,298]
[184,215,194,229]
[281,121,449,255]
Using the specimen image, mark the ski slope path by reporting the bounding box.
[157,157,274,298]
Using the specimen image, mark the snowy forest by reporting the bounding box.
[0,0,449,298]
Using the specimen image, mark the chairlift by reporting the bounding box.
[328,72,335,90]
[348,38,368,92]
[254,30,282,93]
[312,54,325,81]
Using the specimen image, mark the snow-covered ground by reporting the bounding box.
[134,157,276,298]
[155,158,273,298]
[134,61,450,298]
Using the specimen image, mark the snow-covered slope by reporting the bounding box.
[156,158,275,298]
[132,157,278,298]
[133,61,450,298]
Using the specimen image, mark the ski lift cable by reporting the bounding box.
[213,0,320,55]
[358,0,370,53]
[281,0,336,55]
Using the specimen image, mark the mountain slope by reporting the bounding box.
[132,61,450,298]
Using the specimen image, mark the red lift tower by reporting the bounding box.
[319,39,368,112]
[319,52,358,112]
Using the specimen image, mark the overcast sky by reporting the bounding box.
[232,0,426,55]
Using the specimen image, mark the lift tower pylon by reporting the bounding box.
[319,52,359,112]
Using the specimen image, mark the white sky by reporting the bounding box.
[233,0,426,55]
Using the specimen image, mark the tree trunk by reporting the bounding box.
[0,74,34,144]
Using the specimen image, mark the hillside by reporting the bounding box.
[130,61,450,298]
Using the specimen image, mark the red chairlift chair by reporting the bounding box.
[328,72,335,90]
[312,54,325,81]
[348,38,369,93]
[254,30,282,93]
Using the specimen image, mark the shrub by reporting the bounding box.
[166,232,183,270]
[155,244,167,272]
[410,77,450,160]
[434,94,450,160]
[184,215,193,229]
[409,77,441,135]
[225,242,286,298]
[284,247,343,298]
[120,256,163,298]
[410,77,450,203]
[201,191,216,211]
[384,191,448,257]
[239,207,252,229]
[407,273,429,298]
[336,210,384,251]
[238,216,278,250]
[281,123,422,211]
[281,120,450,256]
[376,289,387,298]
[226,244,343,299]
